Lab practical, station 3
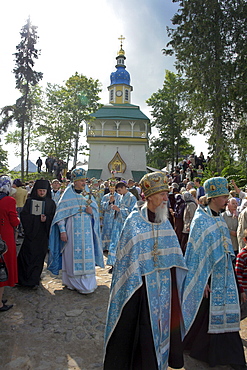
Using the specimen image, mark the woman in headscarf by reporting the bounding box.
[174,193,186,246]
[18,179,56,288]
[181,191,197,254]
[0,175,20,311]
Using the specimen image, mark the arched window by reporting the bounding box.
[125,89,129,101]
[110,89,114,101]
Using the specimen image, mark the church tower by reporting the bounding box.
[86,37,149,181]
[108,35,133,105]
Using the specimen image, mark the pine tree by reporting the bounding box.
[13,16,43,179]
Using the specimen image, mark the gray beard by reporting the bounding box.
[155,202,168,223]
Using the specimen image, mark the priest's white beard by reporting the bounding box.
[155,202,168,223]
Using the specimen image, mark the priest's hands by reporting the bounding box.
[204,284,212,298]
[111,205,120,212]
[60,232,68,242]
[86,206,93,214]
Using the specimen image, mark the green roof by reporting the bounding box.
[131,170,147,182]
[87,169,102,179]
[91,104,149,121]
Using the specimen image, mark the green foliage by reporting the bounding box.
[0,145,8,171]
[36,74,102,166]
[146,70,194,169]
[0,17,43,181]
[13,16,43,90]
[164,0,247,173]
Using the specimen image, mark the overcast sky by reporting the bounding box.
[1,0,208,169]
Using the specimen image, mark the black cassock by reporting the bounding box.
[18,196,56,287]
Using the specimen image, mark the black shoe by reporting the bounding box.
[231,364,247,370]
[0,304,13,312]
[2,299,7,304]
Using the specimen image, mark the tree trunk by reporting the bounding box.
[26,126,31,177]
[21,121,25,181]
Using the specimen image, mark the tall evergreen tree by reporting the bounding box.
[146,70,193,169]
[13,16,43,179]
[164,0,247,173]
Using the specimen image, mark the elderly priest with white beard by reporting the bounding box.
[103,171,187,370]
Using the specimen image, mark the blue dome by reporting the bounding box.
[110,67,130,85]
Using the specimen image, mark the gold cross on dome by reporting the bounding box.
[118,35,125,47]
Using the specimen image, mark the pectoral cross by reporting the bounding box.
[151,242,160,263]
[223,239,229,253]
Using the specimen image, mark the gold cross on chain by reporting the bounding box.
[151,242,161,263]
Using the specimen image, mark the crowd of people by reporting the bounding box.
[1,163,247,369]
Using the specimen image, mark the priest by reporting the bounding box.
[48,168,104,294]
[104,171,187,370]
[182,177,246,370]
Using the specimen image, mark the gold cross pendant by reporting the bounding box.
[151,242,159,262]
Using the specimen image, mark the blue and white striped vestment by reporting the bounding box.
[182,206,240,336]
[104,205,187,370]
[48,185,104,276]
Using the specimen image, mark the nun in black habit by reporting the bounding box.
[18,179,56,288]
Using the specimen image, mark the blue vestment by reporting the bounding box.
[107,191,137,266]
[51,189,63,205]
[101,192,121,250]
[48,185,104,276]
[182,206,240,336]
[104,205,187,370]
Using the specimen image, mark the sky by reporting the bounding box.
[0,0,208,169]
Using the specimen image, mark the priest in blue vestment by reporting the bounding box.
[101,180,120,251]
[107,181,137,267]
[48,168,104,294]
[182,177,246,370]
[104,172,187,370]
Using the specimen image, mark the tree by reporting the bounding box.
[13,16,43,180]
[2,85,42,176]
[36,83,76,164]
[0,145,8,172]
[146,70,194,169]
[233,115,247,178]
[164,0,247,173]
[63,73,102,167]
[36,75,102,167]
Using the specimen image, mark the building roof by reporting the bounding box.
[91,104,149,121]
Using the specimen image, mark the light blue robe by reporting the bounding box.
[48,185,104,278]
[104,205,187,370]
[182,206,240,336]
[107,191,137,266]
[51,189,63,205]
[101,191,121,251]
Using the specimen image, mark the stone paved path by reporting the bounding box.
[1,253,247,369]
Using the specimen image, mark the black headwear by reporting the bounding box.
[30,179,52,199]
